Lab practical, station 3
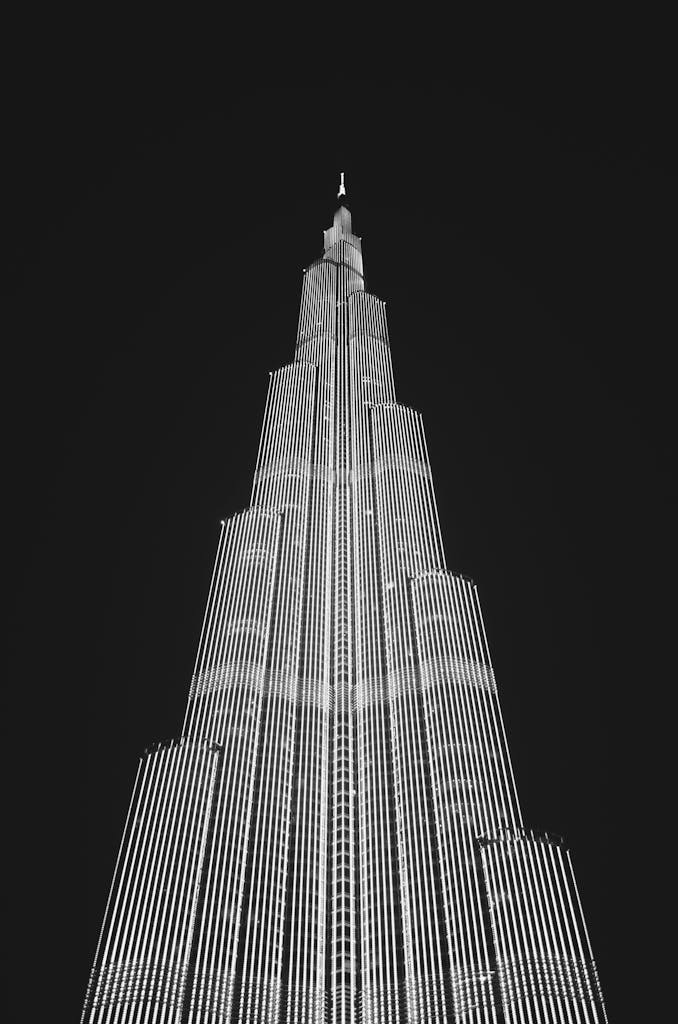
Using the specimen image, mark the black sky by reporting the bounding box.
[4,50,674,1022]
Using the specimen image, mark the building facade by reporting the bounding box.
[82,193,607,1024]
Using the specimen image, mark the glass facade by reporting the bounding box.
[82,200,607,1024]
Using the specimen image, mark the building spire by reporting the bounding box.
[337,171,346,199]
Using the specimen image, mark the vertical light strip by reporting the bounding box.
[82,741,218,1024]
[184,507,281,1023]
[479,833,607,1023]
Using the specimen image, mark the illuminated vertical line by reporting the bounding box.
[473,589,524,829]
[183,532,222,740]
[184,511,279,1024]
[251,371,275,504]
[109,753,167,1024]
[82,758,144,1024]
[132,742,195,1023]
[527,842,580,1024]
[105,746,173,1024]
[188,519,235,742]
[454,578,512,839]
[516,839,564,1024]
[505,838,546,1024]
[456,580,514,838]
[414,573,494,1020]
[136,744,191,1023]
[197,518,244,745]
[498,845,528,1024]
[155,746,214,1024]
[564,849,606,1023]
[543,844,589,1022]
[182,522,226,738]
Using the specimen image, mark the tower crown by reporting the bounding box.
[323,204,360,257]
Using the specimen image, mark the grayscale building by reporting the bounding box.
[82,184,607,1024]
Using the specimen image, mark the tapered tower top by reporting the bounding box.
[322,170,359,254]
[323,202,360,255]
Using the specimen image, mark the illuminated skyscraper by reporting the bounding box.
[82,185,607,1024]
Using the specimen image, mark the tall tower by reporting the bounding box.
[82,183,607,1024]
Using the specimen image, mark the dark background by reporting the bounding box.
[4,43,673,1023]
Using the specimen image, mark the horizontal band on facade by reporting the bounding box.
[308,256,365,280]
[385,666,420,700]
[354,657,496,709]
[476,825,565,847]
[493,954,605,1012]
[366,967,496,1020]
[359,664,419,703]
[224,977,284,1022]
[254,456,432,484]
[254,457,334,484]
[186,965,233,1018]
[295,330,334,348]
[191,661,495,708]
[419,654,497,694]
[347,331,389,348]
[267,666,315,700]
[87,958,190,1013]
[189,976,327,1019]
[294,329,389,349]
[189,661,267,701]
[296,676,331,706]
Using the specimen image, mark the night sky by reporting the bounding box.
[5,55,673,1022]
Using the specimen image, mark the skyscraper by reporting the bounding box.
[82,184,607,1024]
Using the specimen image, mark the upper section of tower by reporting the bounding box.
[323,205,359,251]
[323,173,363,283]
[323,173,361,253]
[323,205,364,279]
